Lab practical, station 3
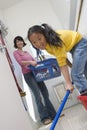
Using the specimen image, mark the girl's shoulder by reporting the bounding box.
[56,30,71,33]
[56,29,78,34]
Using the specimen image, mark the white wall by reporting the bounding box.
[49,0,79,30]
[0,10,5,20]
[0,47,34,130]
[3,0,62,45]
[78,0,87,36]
[70,0,78,29]
[49,0,70,29]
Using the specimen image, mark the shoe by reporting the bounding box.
[42,118,52,125]
[80,90,87,96]
[20,91,26,97]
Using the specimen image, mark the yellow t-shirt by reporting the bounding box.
[45,30,83,67]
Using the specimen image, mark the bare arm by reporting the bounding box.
[60,65,74,92]
[13,51,37,66]
[21,60,37,66]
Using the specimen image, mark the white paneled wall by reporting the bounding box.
[78,0,87,36]
[49,0,78,29]
[0,45,35,130]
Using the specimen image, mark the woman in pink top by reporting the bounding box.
[13,36,56,125]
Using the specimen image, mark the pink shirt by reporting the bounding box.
[13,50,35,74]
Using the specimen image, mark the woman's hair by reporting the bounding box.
[27,23,63,47]
[14,36,26,48]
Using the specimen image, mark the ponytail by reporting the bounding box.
[41,23,63,47]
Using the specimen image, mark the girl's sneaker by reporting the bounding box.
[80,90,87,96]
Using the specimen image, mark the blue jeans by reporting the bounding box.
[24,72,56,121]
[70,38,87,93]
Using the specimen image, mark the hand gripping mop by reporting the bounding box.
[50,90,70,130]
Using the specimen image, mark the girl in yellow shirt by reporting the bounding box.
[27,23,87,96]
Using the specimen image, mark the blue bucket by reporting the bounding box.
[29,58,61,82]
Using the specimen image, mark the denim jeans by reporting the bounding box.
[24,72,56,121]
[70,38,87,93]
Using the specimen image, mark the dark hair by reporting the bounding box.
[32,45,42,57]
[14,36,26,48]
[27,23,63,47]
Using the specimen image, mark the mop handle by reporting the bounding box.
[50,90,70,130]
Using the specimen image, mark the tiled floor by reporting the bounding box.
[39,103,87,130]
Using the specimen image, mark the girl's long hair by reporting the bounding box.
[27,23,63,47]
